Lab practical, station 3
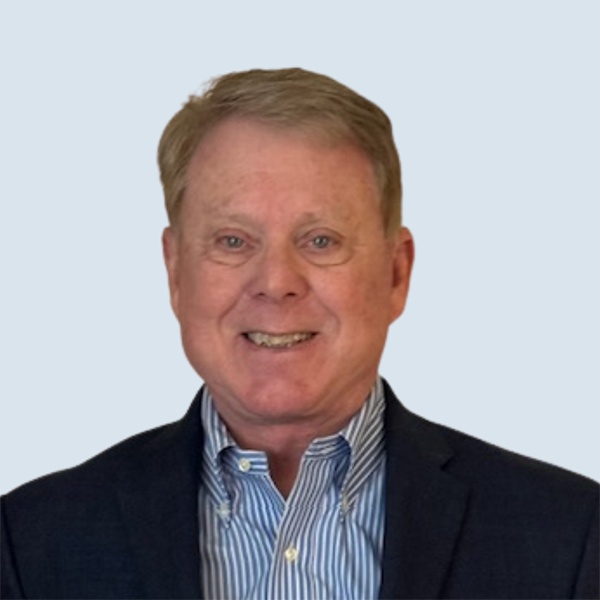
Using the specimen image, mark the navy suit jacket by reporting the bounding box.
[2,382,598,599]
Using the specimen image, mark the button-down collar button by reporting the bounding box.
[340,495,349,513]
[238,458,252,472]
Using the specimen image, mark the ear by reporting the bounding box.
[389,226,415,323]
[162,227,181,320]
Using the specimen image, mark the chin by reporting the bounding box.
[217,371,327,423]
[242,374,317,409]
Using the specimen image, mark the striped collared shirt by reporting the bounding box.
[198,378,386,600]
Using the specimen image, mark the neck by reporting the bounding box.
[207,377,377,497]
[224,411,362,498]
[266,450,304,498]
[227,422,336,498]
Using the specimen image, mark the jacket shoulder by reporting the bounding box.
[433,417,599,500]
[3,384,206,505]
[2,421,176,516]
[383,384,598,502]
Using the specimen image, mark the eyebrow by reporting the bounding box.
[204,210,336,229]
[205,212,258,227]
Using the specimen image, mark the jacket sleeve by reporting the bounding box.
[572,503,599,599]
[1,497,26,599]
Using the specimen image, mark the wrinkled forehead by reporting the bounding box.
[178,117,384,233]
[185,116,379,197]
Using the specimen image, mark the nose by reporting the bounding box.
[248,243,310,302]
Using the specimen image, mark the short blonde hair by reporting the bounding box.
[158,68,402,236]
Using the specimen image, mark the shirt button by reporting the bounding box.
[217,502,230,518]
[284,546,298,563]
[238,458,252,472]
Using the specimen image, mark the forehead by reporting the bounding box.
[183,118,380,221]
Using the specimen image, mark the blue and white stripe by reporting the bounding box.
[198,378,386,600]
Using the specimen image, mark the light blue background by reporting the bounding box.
[1,0,598,493]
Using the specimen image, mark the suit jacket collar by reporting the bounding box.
[115,382,468,599]
[379,380,469,599]
[117,390,204,599]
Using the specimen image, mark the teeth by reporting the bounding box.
[246,332,315,348]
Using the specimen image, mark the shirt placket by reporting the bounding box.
[267,455,339,600]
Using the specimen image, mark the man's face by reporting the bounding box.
[163,118,413,438]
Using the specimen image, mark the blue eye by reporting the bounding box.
[311,235,333,249]
[222,236,245,249]
[210,233,254,266]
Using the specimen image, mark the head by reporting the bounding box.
[158,68,402,238]
[159,69,414,444]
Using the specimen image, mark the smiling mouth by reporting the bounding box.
[243,332,317,349]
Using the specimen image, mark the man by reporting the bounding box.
[1,68,598,599]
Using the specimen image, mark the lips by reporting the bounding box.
[243,331,316,349]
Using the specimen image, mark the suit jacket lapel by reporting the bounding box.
[379,382,469,600]
[117,392,204,599]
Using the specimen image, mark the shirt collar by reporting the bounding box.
[200,378,385,503]
[200,386,235,466]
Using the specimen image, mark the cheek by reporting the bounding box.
[177,259,244,323]
[317,263,394,327]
